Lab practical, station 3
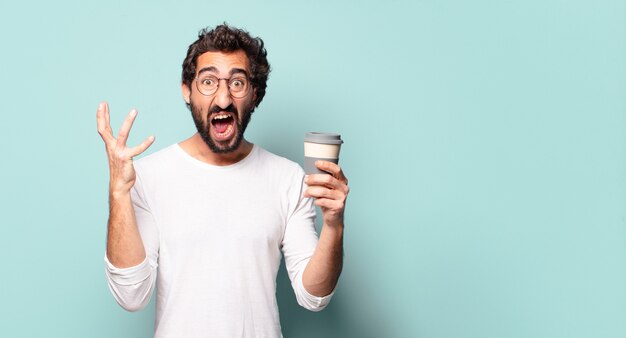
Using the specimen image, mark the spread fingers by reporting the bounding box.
[116,109,138,148]
[128,135,155,158]
[96,102,115,143]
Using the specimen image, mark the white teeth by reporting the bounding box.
[213,114,230,120]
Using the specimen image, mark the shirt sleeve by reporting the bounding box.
[281,167,336,312]
[104,169,159,312]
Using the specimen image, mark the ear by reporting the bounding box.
[181,82,191,104]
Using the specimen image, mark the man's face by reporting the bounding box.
[183,50,256,154]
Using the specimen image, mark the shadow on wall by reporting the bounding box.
[276,264,386,338]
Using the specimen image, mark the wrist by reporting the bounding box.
[109,187,131,200]
[323,215,345,230]
[321,222,344,235]
[109,178,134,198]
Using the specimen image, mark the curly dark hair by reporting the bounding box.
[182,24,270,108]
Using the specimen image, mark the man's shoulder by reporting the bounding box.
[254,145,304,174]
[133,144,180,169]
[252,146,306,192]
[127,144,181,191]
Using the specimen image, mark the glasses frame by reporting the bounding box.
[194,74,251,99]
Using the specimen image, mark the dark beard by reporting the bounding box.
[190,101,253,154]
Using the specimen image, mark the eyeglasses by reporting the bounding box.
[195,74,251,98]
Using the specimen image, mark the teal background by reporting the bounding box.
[1,0,624,337]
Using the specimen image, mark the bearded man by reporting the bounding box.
[96,24,349,337]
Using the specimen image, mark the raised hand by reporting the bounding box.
[303,161,350,228]
[96,102,155,195]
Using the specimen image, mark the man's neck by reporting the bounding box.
[178,133,253,166]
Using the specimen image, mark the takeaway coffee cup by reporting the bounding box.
[304,132,343,175]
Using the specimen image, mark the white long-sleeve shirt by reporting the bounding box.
[104,144,334,338]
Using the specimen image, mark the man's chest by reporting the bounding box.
[149,175,288,254]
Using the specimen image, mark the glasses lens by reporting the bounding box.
[229,77,249,98]
[197,75,218,96]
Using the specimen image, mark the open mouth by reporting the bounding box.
[210,112,236,140]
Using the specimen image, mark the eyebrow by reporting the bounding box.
[197,67,249,77]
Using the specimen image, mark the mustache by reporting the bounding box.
[209,104,237,114]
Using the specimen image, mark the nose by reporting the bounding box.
[213,79,233,110]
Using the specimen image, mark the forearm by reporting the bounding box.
[302,224,344,297]
[106,190,146,268]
